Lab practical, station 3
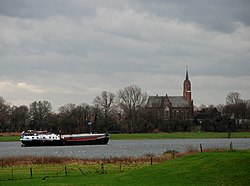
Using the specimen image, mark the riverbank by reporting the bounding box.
[0,132,250,142]
[111,132,250,140]
[1,150,249,185]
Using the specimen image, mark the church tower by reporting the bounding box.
[183,68,192,102]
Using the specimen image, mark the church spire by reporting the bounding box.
[185,66,189,81]
[183,67,192,102]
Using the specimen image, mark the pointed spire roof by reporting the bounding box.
[185,66,189,81]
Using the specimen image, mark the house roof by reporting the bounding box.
[146,95,190,108]
[168,96,190,107]
[146,96,164,107]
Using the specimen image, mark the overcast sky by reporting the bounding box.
[0,0,250,111]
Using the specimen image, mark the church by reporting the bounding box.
[145,69,194,120]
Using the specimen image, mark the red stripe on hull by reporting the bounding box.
[64,137,99,141]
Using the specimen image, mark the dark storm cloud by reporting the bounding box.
[1,0,249,33]
[136,0,250,32]
[0,0,250,109]
[0,0,95,18]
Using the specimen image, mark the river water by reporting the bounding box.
[0,138,250,158]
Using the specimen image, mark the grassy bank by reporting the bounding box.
[0,132,20,142]
[0,150,249,185]
[110,132,250,140]
[0,136,20,142]
[0,132,250,142]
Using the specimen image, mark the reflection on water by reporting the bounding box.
[0,138,250,158]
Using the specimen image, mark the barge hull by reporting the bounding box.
[21,136,109,147]
[21,140,63,147]
[64,136,109,146]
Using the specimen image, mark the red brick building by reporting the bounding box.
[145,69,194,120]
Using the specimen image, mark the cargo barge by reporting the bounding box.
[20,130,109,147]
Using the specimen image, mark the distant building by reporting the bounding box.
[145,69,194,120]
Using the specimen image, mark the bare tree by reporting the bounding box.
[225,92,247,127]
[58,103,76,115]
[29,101,52,130]
[0,97,11,132]
[73,104,92,132]
[226,92,241,105]
[58,103,91,133]
[10,105,29,132]
[199,104,207,110]
[58,103,76,133]
[216,104,225,114]
[94,91,115,117]
[117,85,148,133]
[246,100,250,119]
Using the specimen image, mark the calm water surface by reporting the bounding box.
[0,138,250,158]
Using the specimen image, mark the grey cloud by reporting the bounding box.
[1,0,249,32]
[136,0,250,32]
[0,0,95,19]
[0,0,250,108]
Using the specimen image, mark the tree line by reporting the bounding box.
[0,85,250,133]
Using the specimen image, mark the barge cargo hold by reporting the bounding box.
[20,130,109,147]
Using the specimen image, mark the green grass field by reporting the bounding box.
[0,150,249,185]
[0,135,20,142]
[110,132,250,140]
[0,132,250,142]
